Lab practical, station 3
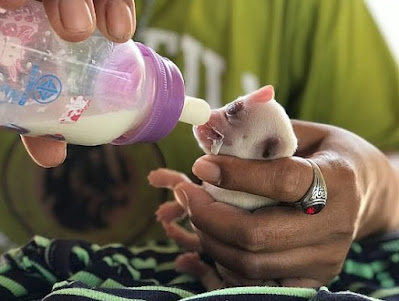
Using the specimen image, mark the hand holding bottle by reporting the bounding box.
[0,0,136,167]
[0,0,136,42]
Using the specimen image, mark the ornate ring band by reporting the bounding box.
[294,159,327,215]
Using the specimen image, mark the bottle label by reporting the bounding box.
[59,96,91,124]
[0,64,62,106]
[0,1,105,108]
[0,7,63,107]
[0,2,94,142]
[0,8,40,82]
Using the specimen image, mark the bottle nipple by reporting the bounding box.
[179,96,211,125]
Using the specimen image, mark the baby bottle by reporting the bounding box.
[0,0,210,146]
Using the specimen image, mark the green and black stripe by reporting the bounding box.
[1,233,399,300]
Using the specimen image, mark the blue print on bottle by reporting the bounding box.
[33,74,62,104]
[0,64,62,105]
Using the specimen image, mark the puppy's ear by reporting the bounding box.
[248,85,275,104]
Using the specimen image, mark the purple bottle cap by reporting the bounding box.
[112,43,185,145]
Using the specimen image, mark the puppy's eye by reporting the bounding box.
[226,101,243,116]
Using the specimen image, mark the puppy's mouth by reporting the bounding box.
[193,123,224,155]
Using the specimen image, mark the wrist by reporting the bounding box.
[356,153,399,239]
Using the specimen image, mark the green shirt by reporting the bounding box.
[135,0,399,175]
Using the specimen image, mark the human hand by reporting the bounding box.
[0,0,136,167]
[170,120,399,287]
[149,168,204,251]
[0,0,135,42]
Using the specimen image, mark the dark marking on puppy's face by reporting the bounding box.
[262,137,281,159]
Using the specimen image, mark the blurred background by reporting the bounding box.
[365,0,399,65]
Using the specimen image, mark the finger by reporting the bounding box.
[42,0,96,42]
[197,229,345,283]
[93,0,136,42]
[180,182,352,252]
[162,222,202,252]
[148,168,191,190]
[21,136,66,167]
[156,201,186,223]
[175,253,224,291]
[214,265,278,287]
[0,0,29,9]
[192,155,314,203]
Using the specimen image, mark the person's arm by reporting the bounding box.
[172,120,399,287]
[0,0,136,167]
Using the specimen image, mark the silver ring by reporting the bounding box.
[294,159,327,215]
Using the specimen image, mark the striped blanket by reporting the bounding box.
[1,232,399,301]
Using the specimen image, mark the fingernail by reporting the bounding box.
[59,0,94,33]
[192,159,221,185]
[174,188,188,208]
[106,0,134,41]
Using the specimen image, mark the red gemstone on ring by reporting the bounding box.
[305,204,325,215]
[306,207,316,215]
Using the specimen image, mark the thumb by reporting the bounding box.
[21,136,66,168]
[0,0,29,9]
